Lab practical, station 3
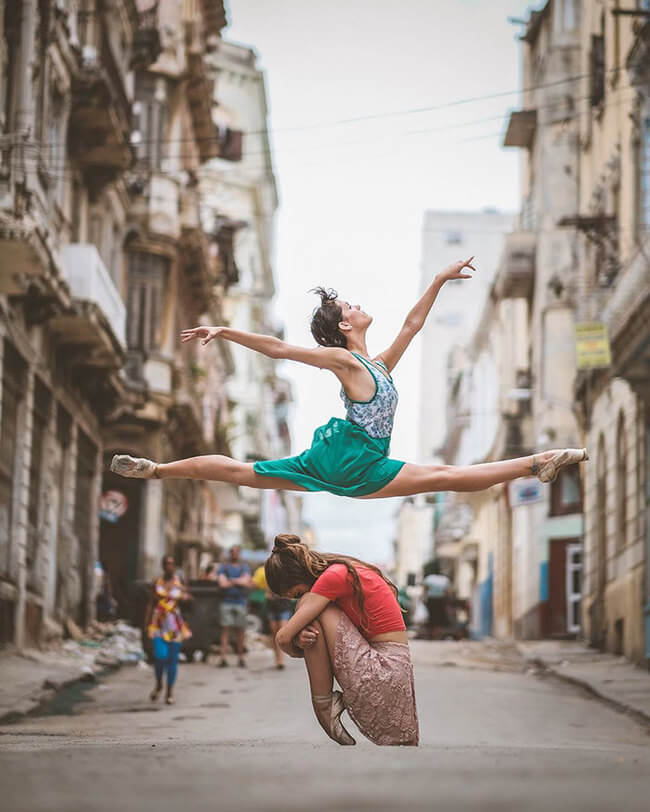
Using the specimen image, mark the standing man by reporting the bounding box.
[217,546,252,667]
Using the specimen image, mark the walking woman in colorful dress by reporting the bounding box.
[264,534,418,746]
[111,258,588,496]
[146,555,192,705]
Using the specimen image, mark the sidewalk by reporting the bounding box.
[0,648,96,724]
[0,621,144,724]
[517,640,650,724]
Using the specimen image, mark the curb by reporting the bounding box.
[523,654,650,729]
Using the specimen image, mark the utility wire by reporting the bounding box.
[8,81,638,184]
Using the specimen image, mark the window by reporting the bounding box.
[126,252,169,352]
[0,341,27,580]
[109,223,122,288]
[596,435,607,593]
[26,378,51,593]
[133,74,167,170]
[550,465,582,516]
[640,113,650,233]
[47,90,66,205]
[615,412,627,551]
[590,34,605,107]
[74,429,97,627]
[74,430,96,543]
[564,0,577,29]
[2,1,20,131]
[554,0,577,31]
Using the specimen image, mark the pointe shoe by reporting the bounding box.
[312,690,356,746]
[110,454,158,479]
[535,448,589,483]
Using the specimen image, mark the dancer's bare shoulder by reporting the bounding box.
[281,344,352,371]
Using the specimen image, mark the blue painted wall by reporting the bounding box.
[540,561,549,602]
[476,553,494,638]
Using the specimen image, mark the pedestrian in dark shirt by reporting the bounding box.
[217,546,252,667]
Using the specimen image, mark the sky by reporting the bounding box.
[227,0,538,564]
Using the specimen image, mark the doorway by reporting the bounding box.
[547,538,582,637]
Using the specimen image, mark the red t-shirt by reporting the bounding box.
[311,564,405,638]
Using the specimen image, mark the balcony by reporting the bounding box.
[503,110,537,149]
[180,186,213,310]
[494,231,536,299]
[169,355,207,456]
[200,0,228,37]
[0,212,58,295]
[47,244,126,366]
[130,172,180,238]
[211,216,246,287]
[627,17,650,85]
[131,2,163,71]
[68,28,134,184]
[0,173,71,314]
[186,51,217,164]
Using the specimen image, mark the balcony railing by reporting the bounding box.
[68,27,133,180]
[495,231,536,299]
[62,243,127,349]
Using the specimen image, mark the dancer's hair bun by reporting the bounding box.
[272,533,301,553]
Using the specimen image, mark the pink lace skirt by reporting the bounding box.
[333,612,419,746]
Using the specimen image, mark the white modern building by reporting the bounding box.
[417,210,514,465]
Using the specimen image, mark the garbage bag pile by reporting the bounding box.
[61,619,145,676]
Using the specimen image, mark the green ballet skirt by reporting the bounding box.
[253,417,405,497]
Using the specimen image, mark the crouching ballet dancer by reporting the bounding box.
[111,257,588,498]
[265,534,418,746]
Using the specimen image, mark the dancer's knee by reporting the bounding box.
[426,463,452,491]
[225,459,254,486]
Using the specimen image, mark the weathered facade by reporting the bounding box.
[435,1,585,641]
[434,1,650,666]
[0,0,147,645]
[0,0,291,647]
[572,0,650,664]
[100,0,237,610]
[499,0,584,642]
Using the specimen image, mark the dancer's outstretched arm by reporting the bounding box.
[376,256,476,372]
[181,325,351,372]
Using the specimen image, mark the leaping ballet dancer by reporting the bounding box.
[111,257,588,495]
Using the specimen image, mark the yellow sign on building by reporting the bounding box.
[575,322,611,370]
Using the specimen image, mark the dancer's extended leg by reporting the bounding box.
[111,453,306,492]
[363,449,587,499]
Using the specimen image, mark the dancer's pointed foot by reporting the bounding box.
[110,454,159,479]
[312,690,356,746]
[534,448,589,483]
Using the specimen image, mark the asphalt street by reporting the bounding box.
[1,640,649,812]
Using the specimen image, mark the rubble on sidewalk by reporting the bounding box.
[0,619,145,724]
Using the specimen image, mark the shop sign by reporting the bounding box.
[99,490,128,523]
[575,322,611,370]
[510,477,543,506]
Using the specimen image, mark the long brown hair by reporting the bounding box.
[264,534,400,628]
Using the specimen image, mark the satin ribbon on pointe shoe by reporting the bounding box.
[535,448,589,483]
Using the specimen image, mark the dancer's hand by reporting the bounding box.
[180,325,224,345]
[295,624,320,650]
[439,256,476,282]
